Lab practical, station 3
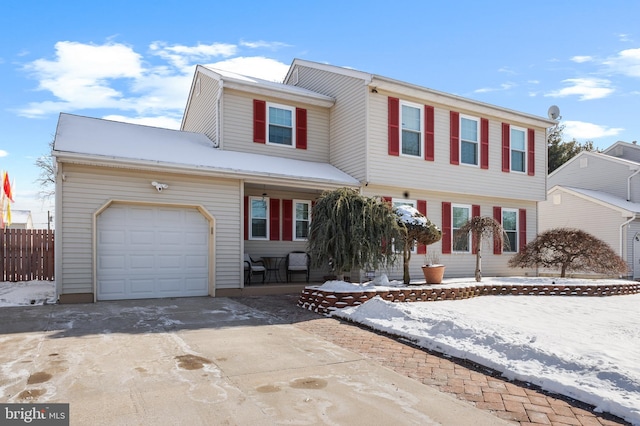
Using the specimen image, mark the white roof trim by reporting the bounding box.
[549,185,640,215]
[549,150,640,178]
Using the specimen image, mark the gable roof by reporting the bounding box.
[602,140,640,156]
[548,150,640,178]
[53,113,359,189]
[550,185,640,215]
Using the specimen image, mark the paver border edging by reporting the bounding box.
[297,282,640,315]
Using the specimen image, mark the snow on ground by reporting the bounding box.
[2,278,639,424]
[328,277,640,425]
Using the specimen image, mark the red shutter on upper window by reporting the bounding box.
[253,100,266,143]
[442,202,452,254]
[269,198,280,241]
[519,209,527,252]
[417,200,428,254]
[282,199,293,241]
[472,205,481,254]
[425,106,435,161]
[388,97,400,156]
[493,206,502,255]
[244,196,249,240]
[527,128,535,176]
[502,123,510,172]
[296,108,307,149]
[450,111,460,165]
[481,118,489,169]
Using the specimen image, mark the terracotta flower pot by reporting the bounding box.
[421,265,445,284]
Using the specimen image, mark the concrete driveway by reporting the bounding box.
[0,296,509,425]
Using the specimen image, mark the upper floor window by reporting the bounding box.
[452,204,471,252]
[502,208,518,252]
[460,116,479,165]
[294,200,311,240]
[401,102,423,157]
[510,126,526,172]
[267,103,295,147]
[250,196,269,240]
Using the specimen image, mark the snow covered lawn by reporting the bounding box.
[329,277,640,425]
[0,280,56,306]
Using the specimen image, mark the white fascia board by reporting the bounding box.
[549,185,637,216]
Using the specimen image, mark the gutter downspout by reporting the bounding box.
[620,215,635,259]
[627,168,640,201]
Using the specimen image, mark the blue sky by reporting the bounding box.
[1,0,639,227]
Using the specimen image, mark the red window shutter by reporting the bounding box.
[282,199,293,241]
[388,97,400,156]
[417,200,428,254]
[253,100,266,143]
[480,118,489,169]
[493,206,502,255]
[425,105,435,161]
[527,128,535,176]
[244,196,249,240]
[296,108,307,149]
[519,209,527,252]
[471,205,481,254]
[502,123,510,172]
[450,111,460,165]
[269,198,280,241]
[442,202,452,254]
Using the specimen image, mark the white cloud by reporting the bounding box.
[570,55,593,63]
[563,120,624,140]
[545,78,614,100]
[0,149,8,157]
[149,41,237,71]
[604,48,640,78]
[474,82,516,94]
[205,56,290,82]
[240,40,291,50]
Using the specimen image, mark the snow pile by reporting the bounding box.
[0,280,56,306]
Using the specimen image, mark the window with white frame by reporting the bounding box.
[510,126,526,172]
[393,199,417,252]
[267,103,295,147]
[452,204,471,252]
[401,102,423,157]
[460,116,479,165]
[502,209,518,252]
[250,196,269,239]
[294,200,311,240]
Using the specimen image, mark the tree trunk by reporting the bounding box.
[475,246,482,282]
[403,248,411,284]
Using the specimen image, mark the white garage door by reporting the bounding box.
[97,204,210,300]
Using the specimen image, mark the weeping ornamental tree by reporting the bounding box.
[394,205,442,284]
[456,216,507,282]
[307,188,402,280]
[508,228,629,277]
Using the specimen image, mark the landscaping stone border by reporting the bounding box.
[298,282,640,315]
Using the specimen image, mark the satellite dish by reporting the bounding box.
[548,105,561,120]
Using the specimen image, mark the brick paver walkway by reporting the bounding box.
[235,294,630,426]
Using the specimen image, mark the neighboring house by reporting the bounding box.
[7,209,33,229]
[52,59,554,303]
[540,141,640,278]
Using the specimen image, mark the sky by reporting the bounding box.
[1,1,639,228]
[4,277,639,424]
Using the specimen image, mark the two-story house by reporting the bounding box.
[52,59,554,303]
[540,140,640,279]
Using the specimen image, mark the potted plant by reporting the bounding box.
[422,252,445,284]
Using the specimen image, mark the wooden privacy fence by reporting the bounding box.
[1,229,54,282]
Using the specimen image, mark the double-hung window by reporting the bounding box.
[267,103,295,147]
[401,102,423,157]
[502,209,518,252]
[510,126,526,172]
[460,116,479,165]
[250,196,269,239]
[294,200,311,240]
[452,204,471,252]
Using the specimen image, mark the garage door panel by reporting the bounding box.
[97,204,210,301]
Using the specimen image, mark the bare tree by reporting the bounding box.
[508,228,629,277]
[457,216,507,282]
[34,140,55,200]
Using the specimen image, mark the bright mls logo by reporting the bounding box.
[1,404,69,425]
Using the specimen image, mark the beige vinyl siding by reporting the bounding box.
[57,164,242,295]
[549,154,633,200]
[292,65,368,182]
[367,93,547,202]
[539,188,624,255]
[220,89,330,162]
[362,185,537,281]
[182,72,219,144]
